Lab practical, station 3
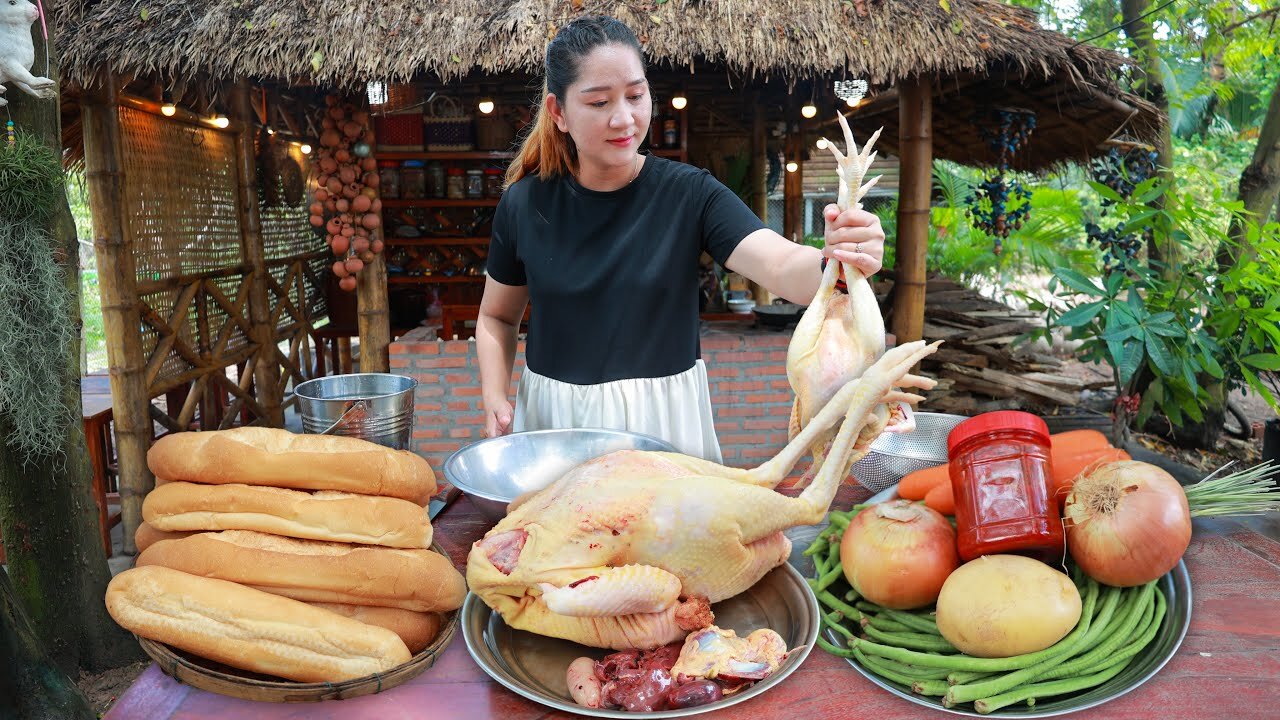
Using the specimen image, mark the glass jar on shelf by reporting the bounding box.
[426,160,446,199]
[401,160,426,200]
[446,166,466,199]
[378,161,401,200]
[484,166,504,198]
[465,168,485,198]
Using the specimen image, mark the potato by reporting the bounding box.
[935,555,1081,658]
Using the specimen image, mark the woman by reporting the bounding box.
[477,16,885,461]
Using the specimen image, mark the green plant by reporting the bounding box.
[1029,177,1280,446]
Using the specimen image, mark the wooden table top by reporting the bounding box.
[104,496,1280,720]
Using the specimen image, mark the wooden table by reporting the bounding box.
[104,497,1280,720]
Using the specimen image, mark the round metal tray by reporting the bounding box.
[462,562,820,718]
[809,484,1193,718]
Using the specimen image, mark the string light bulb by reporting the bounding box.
[801,104,817,119]
[161,90,176,117]
[478,98,495,115]
[785,161,799,173]
[846,96,862,108]
[815,138,828,150]
[299,143,313,155]
[211,114,230,129]
[671,94,687,110]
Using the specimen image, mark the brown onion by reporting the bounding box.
[314,188,329,203]
[352,237,371,253]
[360,250,376,263]
[335,148,352,164]
[342,183,361,199]
[338,166,357,185]
[308,202,323,216]
[308,214,324,227]
[330,236,350,255]
[343,121,362,139]
[319,157,338,175]
[339,276,357,292]
[325,218,341,235]
[320,129,341,148]
[361,157,378,172]
[325,177,342,196]
[344,257,365,274]
[360,213,381,230]
[1065,461,1191,587]
[371,239,384,254]
[335,198,350,213]
[841,500,959,609]
[351,195,372,213]
[331,260,349,278]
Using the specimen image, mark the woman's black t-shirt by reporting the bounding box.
[486,155,766,385]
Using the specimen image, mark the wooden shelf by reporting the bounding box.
[385,236,489,246]
[376,150,516,161]
[382,198,500,208]
[388,275,486,284]
[651,148,686,159]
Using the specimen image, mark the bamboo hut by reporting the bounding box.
[51,0,1159,551]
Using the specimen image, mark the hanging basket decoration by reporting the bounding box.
[1085,142,1159,271]
[965,108,1037,254]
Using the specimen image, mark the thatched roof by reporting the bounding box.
[52,0,1161,169]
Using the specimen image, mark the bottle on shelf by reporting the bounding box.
[426,160,446,199]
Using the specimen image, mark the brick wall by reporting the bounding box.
[392,323,802,474]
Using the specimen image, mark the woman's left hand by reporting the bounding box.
[823,205,885,277]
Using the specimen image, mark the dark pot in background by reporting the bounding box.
[1264,419,1280,464]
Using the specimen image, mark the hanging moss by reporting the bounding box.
[0,130,63,223]
[0,219,77,459]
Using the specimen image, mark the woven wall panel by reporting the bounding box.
[118,106,243,279]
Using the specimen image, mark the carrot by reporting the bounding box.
[1049,429,1112,457]
[924,481,956,516]
[899,463,949,500]
[1051,446,1131,497]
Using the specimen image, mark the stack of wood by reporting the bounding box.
[878,276,1109,416]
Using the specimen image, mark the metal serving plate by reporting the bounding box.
[462,562,820,718]
[811,484,1193,718]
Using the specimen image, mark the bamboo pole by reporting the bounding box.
[749,92,771,304]
[356,234,391,373]
[357,106,392,373]
[232,81,285,425]
[891,76,933,345]
[82,70,153,554]
[783,100,804,243]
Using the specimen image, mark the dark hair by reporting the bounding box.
[506,16,645,185]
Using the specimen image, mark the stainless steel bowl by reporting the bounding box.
[442,428,677,523]
[462,561,820,718]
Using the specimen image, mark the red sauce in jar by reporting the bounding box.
[947,411,1064,563]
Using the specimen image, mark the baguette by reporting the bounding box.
[137,530,467,613]
[134,521,198,553]
[147,427,436,505]
[106,566,411,682]
[306,603,443,654]
[143,481,433,549]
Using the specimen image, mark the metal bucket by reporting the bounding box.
[294,373,416,450]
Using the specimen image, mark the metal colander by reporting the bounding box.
[850,412,968,493]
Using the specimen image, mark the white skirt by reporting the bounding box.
[514,360,723,462]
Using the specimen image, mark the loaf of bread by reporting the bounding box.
[137,530,467,613]
[147,427,436,505]
[134,521,197,553]
[143,481,433,549]
[106,566,411,682]
[307,603,443,654]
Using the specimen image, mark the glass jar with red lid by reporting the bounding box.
[947,411,1064,563]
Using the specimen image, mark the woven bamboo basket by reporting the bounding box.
[136,543,460,703]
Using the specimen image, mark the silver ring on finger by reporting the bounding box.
[854,243,862,255]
